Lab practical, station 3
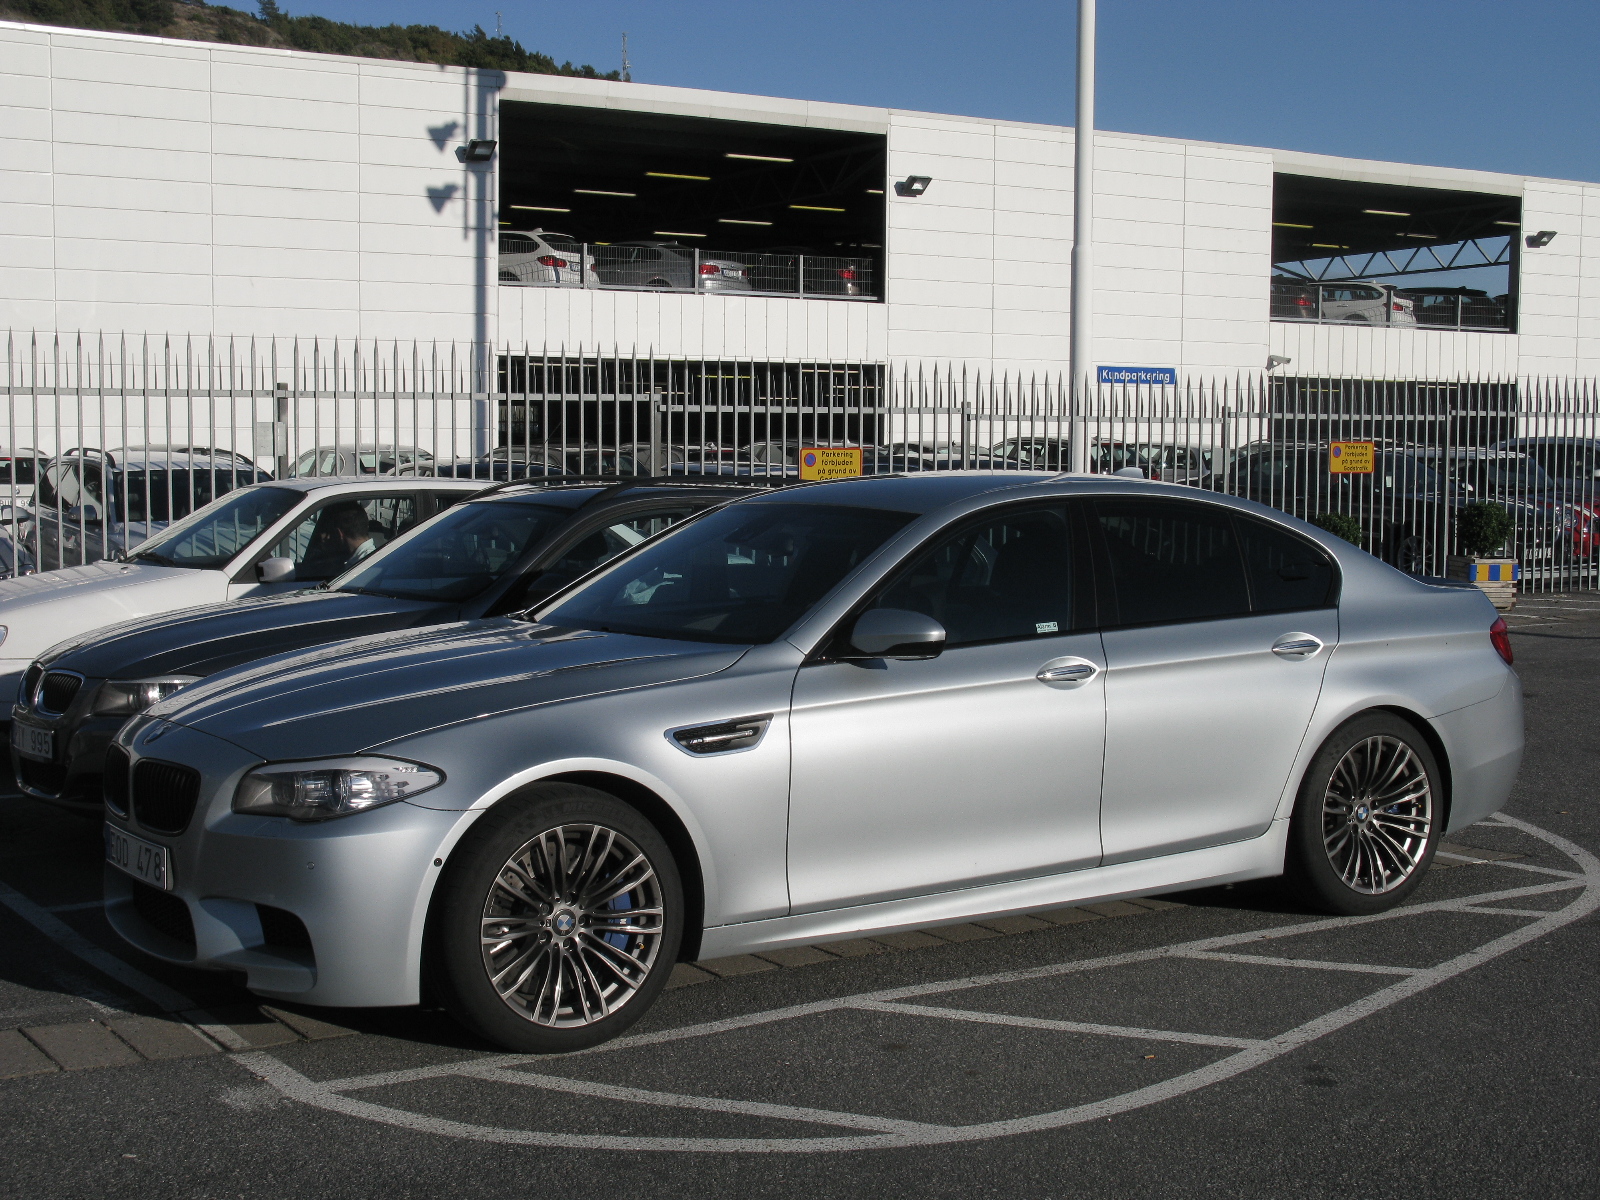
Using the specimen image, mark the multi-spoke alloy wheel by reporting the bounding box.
[481,823,665,1027]
[1320,735,1433,894]
[1288,714,1441,915]
[433,783,683,1053]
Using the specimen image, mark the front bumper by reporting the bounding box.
[104,718,475,1007]
[11,706,121,812]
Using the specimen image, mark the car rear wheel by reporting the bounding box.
[1285,713,1441,916]
[430,782,683,1052]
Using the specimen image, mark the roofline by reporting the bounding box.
[2,18,1589,191]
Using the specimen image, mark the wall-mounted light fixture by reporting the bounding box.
[1526,230,1558,248]
[1266,355,1292,371]
[461,139,497,163]
[893,176,932,197]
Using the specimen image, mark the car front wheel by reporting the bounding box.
[1285,713,1442,916]
[431,782,683,1052]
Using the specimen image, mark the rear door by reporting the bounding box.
[1092,496,1339,863]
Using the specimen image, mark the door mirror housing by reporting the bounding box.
[846,608,946,660]
[66,505,102,522]
[257,556,296,584]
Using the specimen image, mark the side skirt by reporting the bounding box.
[698,819,1290,959]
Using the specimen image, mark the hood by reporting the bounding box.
[144,620,749,761]
[40,588,448,680]
[0,561,218,662]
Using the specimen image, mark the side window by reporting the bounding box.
[870,507,1074,647]
[1236,517,1336,614]
[262,494,417,582]
[37,463,67,509]
[524,507,692,597]
[1094,498,1249,626]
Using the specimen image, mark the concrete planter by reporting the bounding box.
[1447,555,1520,611]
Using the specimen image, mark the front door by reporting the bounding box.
[787,503,1105,913]
[1090,496,1339,863]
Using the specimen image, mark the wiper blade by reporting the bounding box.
[132,550,176,566]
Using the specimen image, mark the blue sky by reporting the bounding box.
[292,0,1597,183]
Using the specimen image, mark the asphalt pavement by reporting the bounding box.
[1,595,1597,1199]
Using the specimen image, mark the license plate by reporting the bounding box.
[104,824,173,891]
[10,722,52,762]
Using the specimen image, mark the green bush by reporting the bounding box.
[1310,512,1365,548]
[1457,501,1516,557]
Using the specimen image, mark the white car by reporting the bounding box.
[0,477,480,708]
[1316,282,1416,326]
[497,230,600,287]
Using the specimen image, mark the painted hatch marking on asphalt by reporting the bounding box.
[235,814,1598,1154]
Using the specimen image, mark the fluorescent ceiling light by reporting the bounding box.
[574,188,636,197]
[647,172,710,181]
[1401,232,1436,238]
[654,230,706,238]
[1363,209,1410,216]
[726,153,792,163]
[865,188,884,195]
[790,204,845,212]
[719,218,772,225]
[1495,220,1521,227]
[510,205,570,212]
[1273,222,1313,229]
[1310,243,1347,249]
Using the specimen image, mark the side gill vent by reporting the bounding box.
[670,714,772,755]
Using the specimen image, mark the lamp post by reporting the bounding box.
[1069,0,1095,472]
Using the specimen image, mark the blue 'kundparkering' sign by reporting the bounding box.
[1098,366,1177,386]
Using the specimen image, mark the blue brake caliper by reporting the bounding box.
[605,891,633,950]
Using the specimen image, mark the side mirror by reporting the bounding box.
[847,608,946,660]
[66,505,103,522]
[257,556,296,584]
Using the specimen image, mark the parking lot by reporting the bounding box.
[0,595,1595,1198]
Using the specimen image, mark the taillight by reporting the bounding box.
[838,268,856,280]
[1296,297,1312,306]
[536,255,566,268]
[1392,302,1405,312]
[1490,617,1513,665]
[699,263,722,275]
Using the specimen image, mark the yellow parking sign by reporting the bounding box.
[799,447,863,480]
[1329,441,1375,474]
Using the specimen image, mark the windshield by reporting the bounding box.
[115,467,266,524]
[540,502,915,644]
[1466,457,1555,494]
[334,498,574,601]
[126,486,300,568]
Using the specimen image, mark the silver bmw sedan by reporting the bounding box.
[102,474,1523,1052]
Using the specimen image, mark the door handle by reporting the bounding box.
[1271,633,1324,659]
[1036,657,1099,685]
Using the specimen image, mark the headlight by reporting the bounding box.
[232,756,444,821]
[93,676,201,716]
[0,625,8,648]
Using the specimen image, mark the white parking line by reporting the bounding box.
[849,998,1266,1049]
[0,879,196,1013]
[1176,951,1420,976]
[234,814,1600,1154]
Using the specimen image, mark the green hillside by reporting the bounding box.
[0,0,622,78]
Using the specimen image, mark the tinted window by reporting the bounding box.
[128,486,300,569]
[117,467,262,523]
[524,508,693,598]
[266,494,419,583]
[337,498,573,601]
[1095,499,1249,626]
[541,502,913,644]
[1236,517,1336,614]
[871,508,1073,647]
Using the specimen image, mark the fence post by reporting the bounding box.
[796,255,805,298]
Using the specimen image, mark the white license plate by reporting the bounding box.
[104,823,173,891]
[10,721,52,762]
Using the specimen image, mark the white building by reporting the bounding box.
[3,17,1598,384]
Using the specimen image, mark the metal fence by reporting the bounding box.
[7,332,1600,593]
[499,234,877,300]
[1270,280,1513,332]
